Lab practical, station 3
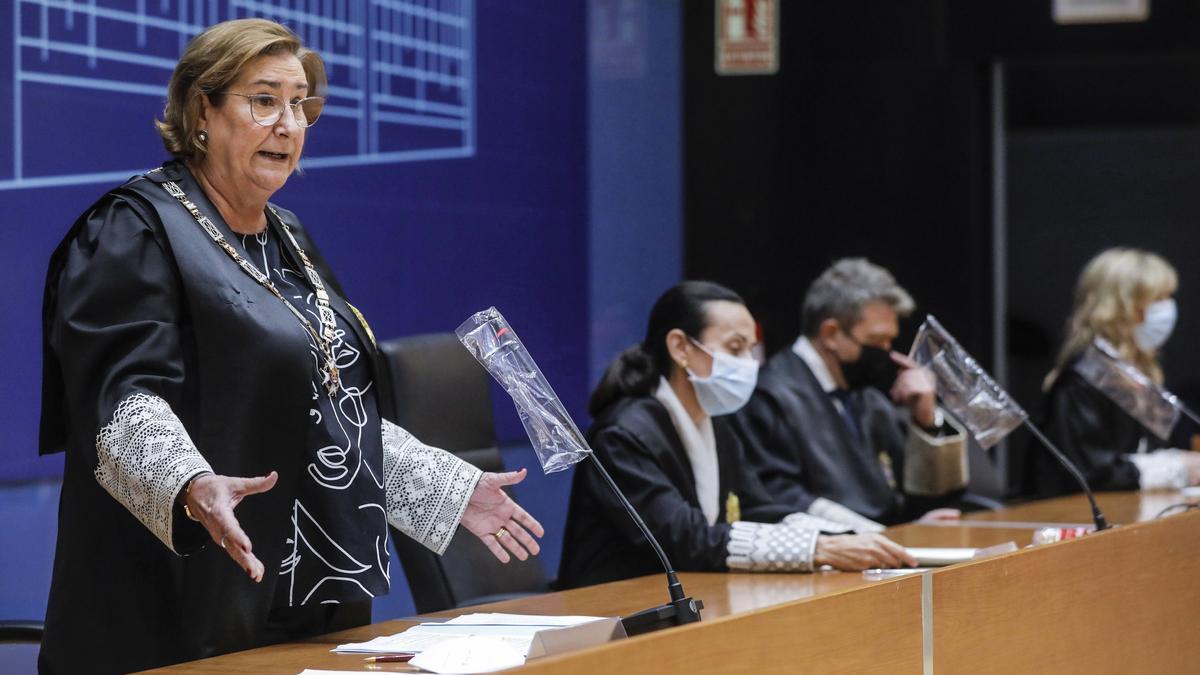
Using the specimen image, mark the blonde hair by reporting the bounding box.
[1047,247,1177,388]
[155,19,327,163]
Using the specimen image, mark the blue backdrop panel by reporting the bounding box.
[0,0,587,481]
[588,0,682,386]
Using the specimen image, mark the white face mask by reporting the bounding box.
[686,339,760,416]
[1134,298,1177,351]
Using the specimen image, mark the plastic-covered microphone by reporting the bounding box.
[585,453,703,636]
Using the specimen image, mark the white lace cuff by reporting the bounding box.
[726,521,818,573]
[94,393,213,554]
[803,497,886,533]
[382,419,483,555]
[1129,450,1190,491]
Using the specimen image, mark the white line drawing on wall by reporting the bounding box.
[2,0,475,191]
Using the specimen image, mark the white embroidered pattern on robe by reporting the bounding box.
[382,419,482,555]
[726,521,818,573]
[94,392,213,553]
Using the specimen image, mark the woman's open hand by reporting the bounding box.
[460,469,545,563]
[181,471,278,582]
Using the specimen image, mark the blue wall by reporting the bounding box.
[0,2,681,670]
[0,0,588,482]
[589,0,683,385]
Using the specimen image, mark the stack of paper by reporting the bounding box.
[905,547,978,566]
[332,613,607,657]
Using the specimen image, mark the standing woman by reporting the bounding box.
[558,282,915,589]
[1032,248,1200,496]
[39,19,542,673]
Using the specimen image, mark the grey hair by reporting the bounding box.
[801,258,915,336]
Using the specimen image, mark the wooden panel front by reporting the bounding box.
[932,510,1200,673]
[149,571,906,674]
[149,492,1200,674]
[515,576,924,675]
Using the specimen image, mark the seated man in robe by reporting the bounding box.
[734,258,967,527]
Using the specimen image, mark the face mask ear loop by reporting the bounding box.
[688,336,714,357]
[685,337,714,380]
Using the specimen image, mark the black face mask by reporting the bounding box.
[841,343,900,393]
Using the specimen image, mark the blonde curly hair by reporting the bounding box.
[155,18,326,163]
[1047,247,1177,388]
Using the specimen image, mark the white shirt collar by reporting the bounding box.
[654,377,720,525]
[793,335,838,394]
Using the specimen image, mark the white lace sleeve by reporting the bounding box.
[799,497,886,533]
[94,392,213,554]
[382,418,483,555]
[1128,450,1190,491]
[726,521,818,573]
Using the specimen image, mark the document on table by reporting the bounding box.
[905,542,1018,567]
[905,547,979,566]
[331,613,607,656]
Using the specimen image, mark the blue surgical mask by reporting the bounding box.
[1134,298,1177,351]
[686,339,760,416]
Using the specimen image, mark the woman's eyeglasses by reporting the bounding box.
[225,93,325,128]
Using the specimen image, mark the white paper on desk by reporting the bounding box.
[332,614,608,656]
[905,543,1018,567]
[906,547,978,566]
[333,625,541,656]
[409,636,526,674]
[443,613,605,627]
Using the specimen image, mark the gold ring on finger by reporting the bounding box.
[493,527,510,540]
[220,532,228,549]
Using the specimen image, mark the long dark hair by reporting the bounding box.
[588,281,745,416]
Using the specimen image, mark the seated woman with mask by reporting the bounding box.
[1030,248,1200,496]
[557,282,916,589]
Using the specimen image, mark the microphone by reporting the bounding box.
[454,307,701,636]
[1023,420,1109,532]
[908,315,1109,532]
[584,452,703,636]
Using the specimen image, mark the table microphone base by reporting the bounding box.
[620,595,704,637]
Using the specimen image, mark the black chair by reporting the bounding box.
[379,333,550,613]
[0,621,43,644]
[0,620,43,673]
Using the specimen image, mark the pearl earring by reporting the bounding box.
[197,129,209,143]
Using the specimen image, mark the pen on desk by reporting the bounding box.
[364,654,416,663]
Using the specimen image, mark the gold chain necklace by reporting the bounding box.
[157,178,342,396]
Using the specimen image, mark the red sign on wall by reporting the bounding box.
[715,0,779,76]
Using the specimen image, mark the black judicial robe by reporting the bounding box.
[734,349,941,525]
[38,161,388,674]
[557,395,803,589]
[1026,362,1162,497]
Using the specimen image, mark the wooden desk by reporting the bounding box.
[962,490,1197,526]
[151,492,1200,674]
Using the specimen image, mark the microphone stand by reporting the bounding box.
[586,452,704,636]
[1023,420,1109,531]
